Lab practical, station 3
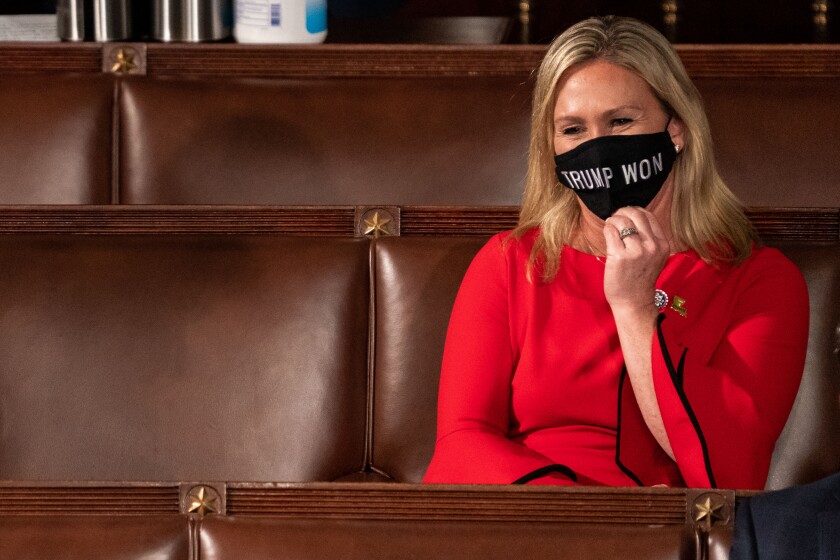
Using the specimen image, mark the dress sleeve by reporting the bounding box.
[423,234,573,485]
[651,250,809,489]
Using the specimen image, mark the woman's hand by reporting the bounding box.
[603,206,671,314]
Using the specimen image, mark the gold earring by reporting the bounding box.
[675,144,681,153]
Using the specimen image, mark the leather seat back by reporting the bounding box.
[0,234,370,482]
[766,241,840,489]
[0,75,113,204]
[371,237,840,487]
[371,236,491,482]
[199,516,691,560]
[119,77,532,205]
[0,516,191,559]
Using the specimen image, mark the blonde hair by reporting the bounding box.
[514,16,756,281]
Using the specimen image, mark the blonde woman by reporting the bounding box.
[423,16,809,489]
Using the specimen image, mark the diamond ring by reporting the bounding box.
[619,227,639,240]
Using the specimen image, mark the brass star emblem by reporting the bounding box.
[363,211,392,238]
[694,495,726,531]
[186,486,220,516]
[111,48,137,75]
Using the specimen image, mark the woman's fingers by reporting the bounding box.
[612,207,666,243]
[602,207,671,312]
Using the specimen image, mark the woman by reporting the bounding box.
[422,16,809,489]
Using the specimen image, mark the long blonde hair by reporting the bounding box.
[514,16,756,281]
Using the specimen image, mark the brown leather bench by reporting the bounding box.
[1,232,834,486]
[0,69,837,560]
[0,73,838,207]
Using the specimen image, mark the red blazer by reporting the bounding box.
[423,230,809,489]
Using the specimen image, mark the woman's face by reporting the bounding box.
[552,60,681,156]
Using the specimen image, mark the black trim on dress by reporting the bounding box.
[512,464,578,485]
[615,364,645,486]
[655,313,717,488]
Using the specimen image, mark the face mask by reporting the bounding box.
[554,126,678,220]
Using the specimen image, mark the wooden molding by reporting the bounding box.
[0,206,834,241]
[0,42,101,74]
[0,481,744,527]
[226,482,691,524]
[0,482,179,516]
[2,43,840,78]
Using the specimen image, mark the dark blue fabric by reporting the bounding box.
[730,472,840,560]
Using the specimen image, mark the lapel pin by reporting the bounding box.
[654,289,668,312]
[671,296,687,317]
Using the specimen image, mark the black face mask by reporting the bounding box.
[554,127,678,220]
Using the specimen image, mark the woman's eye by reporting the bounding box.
[561,126,582,135]
[612,118,632,127]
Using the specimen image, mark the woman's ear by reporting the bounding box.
[667,116,686,152]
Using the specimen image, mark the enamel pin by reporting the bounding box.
[671,296,687,317]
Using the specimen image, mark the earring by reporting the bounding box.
[675,144,681,153]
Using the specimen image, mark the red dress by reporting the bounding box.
[423,229,809,489]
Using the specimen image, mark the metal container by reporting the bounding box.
[153,0,232,42]
[57,0,133,42]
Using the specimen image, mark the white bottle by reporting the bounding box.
[235,0,327,43]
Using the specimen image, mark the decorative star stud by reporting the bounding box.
[694,495,726,531]
[363,211,392,238]
[111,48,137,75]
[186,486,220,516]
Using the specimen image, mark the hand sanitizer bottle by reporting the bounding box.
[234,0,327,43]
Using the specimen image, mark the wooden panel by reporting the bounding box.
[0,483,179,516]
[747,207,840,241]
[144,44,544,78]
[227,483,690,525]
[677,45,840,78]
[401,206,520,235]
[0,206,834,241]
[0,480,747,537]
[2,43,840,78]
[0,42,101,74]
[0,206,355,235]
[145,44,840,79]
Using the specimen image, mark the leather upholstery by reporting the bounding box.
[115,75,839,207]
[0,75,113,204]
[0,74,834,207]
[699,78,840,208]
[0,516,191,559]
[118,76,532,205]
[765,242,840,489]
[372,236,488,482]
[708,525,734,560]
[0,233,835,489]
[369,238,840,486]
[199,516,692,560]
[0,235,370,482]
